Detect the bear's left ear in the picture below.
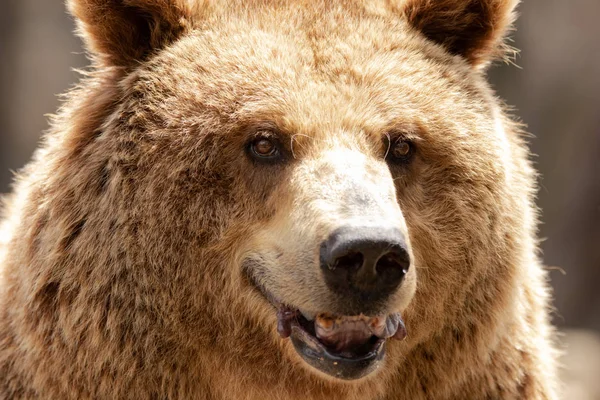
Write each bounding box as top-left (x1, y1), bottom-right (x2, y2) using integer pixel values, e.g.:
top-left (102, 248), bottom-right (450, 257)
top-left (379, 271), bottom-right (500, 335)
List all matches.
top-left (68, 0), bottom-right (193, 67)
top-left (402, 0), bottom-right (519, 68)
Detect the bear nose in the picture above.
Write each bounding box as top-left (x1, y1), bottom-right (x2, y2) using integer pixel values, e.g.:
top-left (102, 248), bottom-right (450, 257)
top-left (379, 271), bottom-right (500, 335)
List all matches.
top-left (319, 226), bottom-right (410, 305)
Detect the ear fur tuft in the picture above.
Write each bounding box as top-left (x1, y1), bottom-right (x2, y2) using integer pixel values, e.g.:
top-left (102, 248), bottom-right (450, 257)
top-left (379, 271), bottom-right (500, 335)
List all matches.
top-left (68, 0), bottom-right (192, 67)
top-left (403, 0), bottom-right (519, 67)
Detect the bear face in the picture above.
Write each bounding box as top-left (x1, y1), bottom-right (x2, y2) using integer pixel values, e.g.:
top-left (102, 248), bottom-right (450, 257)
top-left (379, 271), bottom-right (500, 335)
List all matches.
top-left (88, 1), bottom-right (519, 381)
top-left (2, 1), bottom-right (557, 398)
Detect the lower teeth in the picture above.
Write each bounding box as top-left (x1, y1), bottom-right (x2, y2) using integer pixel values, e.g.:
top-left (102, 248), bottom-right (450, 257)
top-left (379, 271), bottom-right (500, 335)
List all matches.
top-left (277, 306), bottom-right (407, 346)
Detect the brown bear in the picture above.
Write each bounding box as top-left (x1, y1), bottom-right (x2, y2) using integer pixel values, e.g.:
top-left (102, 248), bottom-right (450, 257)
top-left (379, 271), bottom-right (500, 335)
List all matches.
top-left (0, 0), bottom-right (559, 398)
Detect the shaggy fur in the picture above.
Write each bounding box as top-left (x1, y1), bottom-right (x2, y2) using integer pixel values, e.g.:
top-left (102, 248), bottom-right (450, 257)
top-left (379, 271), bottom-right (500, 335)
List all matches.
top-left (0, 0), bottom-right (558, 399)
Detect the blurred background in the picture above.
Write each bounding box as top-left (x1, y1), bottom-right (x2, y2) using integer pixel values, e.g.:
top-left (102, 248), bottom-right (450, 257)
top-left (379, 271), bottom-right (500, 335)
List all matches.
top-left (0, 0), bottom-right (599, 397)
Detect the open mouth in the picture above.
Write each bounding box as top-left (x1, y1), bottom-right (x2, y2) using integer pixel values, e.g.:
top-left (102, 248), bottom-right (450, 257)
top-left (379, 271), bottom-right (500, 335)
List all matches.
top-left (276, 305), bottom-right (407, 380)
top-left (243, 263), bottom-right (408, 380)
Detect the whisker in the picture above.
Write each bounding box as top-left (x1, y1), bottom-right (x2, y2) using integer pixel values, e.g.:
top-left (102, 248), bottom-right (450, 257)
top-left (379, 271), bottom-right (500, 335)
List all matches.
top-left (383, 132), bottom-right (392, 160)
top-left (290, 133), bottom-right (318, 159)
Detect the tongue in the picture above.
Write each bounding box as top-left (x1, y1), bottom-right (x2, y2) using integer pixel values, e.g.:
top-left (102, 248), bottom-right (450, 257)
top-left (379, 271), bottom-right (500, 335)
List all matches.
top-left (314, 313), bottom-right (406, 352)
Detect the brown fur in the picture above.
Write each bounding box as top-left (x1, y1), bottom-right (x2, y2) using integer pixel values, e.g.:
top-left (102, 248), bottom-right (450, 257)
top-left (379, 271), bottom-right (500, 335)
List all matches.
top-left (0, 0), bottom-right (559, 399)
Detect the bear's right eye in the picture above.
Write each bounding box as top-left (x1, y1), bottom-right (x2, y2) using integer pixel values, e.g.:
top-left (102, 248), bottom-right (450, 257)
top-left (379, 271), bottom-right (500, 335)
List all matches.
top-left (248, 132), bottom-right (283, 163)
top-left (253, 138), bottom-right (277, 157)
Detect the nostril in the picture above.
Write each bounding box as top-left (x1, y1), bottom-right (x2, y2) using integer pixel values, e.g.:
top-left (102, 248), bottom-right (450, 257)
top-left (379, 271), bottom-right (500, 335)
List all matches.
top-left (333, 252), bottom-right (363, 271)
top-left (375, 252), bottom-right (409, 277)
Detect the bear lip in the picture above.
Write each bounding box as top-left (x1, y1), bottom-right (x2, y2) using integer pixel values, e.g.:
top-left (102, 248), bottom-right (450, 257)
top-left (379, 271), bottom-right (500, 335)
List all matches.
top-left (276, 304), bottom-right (407, 380)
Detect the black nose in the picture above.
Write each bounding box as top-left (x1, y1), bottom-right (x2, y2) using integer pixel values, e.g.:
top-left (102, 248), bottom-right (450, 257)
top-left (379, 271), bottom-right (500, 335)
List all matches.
top-left (320, 226), bottom-right (410, 307)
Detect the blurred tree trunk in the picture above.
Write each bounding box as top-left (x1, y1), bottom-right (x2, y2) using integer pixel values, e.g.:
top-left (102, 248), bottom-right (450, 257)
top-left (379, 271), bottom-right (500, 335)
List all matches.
top-left (0, 0), bottom-right (87, 191)
top-left (0, 0), bottom-right (17, 189)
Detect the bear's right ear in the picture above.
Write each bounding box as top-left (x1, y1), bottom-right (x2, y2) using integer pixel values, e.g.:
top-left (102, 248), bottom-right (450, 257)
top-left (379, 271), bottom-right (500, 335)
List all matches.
top-left (68, 0), bottom-right (193, 67)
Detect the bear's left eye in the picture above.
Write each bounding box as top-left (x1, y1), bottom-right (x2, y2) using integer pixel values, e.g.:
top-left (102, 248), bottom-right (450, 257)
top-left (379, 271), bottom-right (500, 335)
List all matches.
top-left (248, 132), bottom-right (282, 162)
top-left (253, 138), bottom-right (277, 157)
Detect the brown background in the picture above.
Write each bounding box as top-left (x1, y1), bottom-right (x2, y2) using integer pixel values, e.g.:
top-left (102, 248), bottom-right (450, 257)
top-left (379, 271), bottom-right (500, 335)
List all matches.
top-left (1, 1), bottom-right (599, 397)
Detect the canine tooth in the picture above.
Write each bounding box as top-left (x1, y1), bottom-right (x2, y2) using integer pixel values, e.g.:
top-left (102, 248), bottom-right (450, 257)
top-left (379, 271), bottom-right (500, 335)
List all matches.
top-left (315, 314), bottom-right (335, 331)
top-left (368, 316), bottom-right (385, 330)
top-left (365, 313), bottom-right (408, 339)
